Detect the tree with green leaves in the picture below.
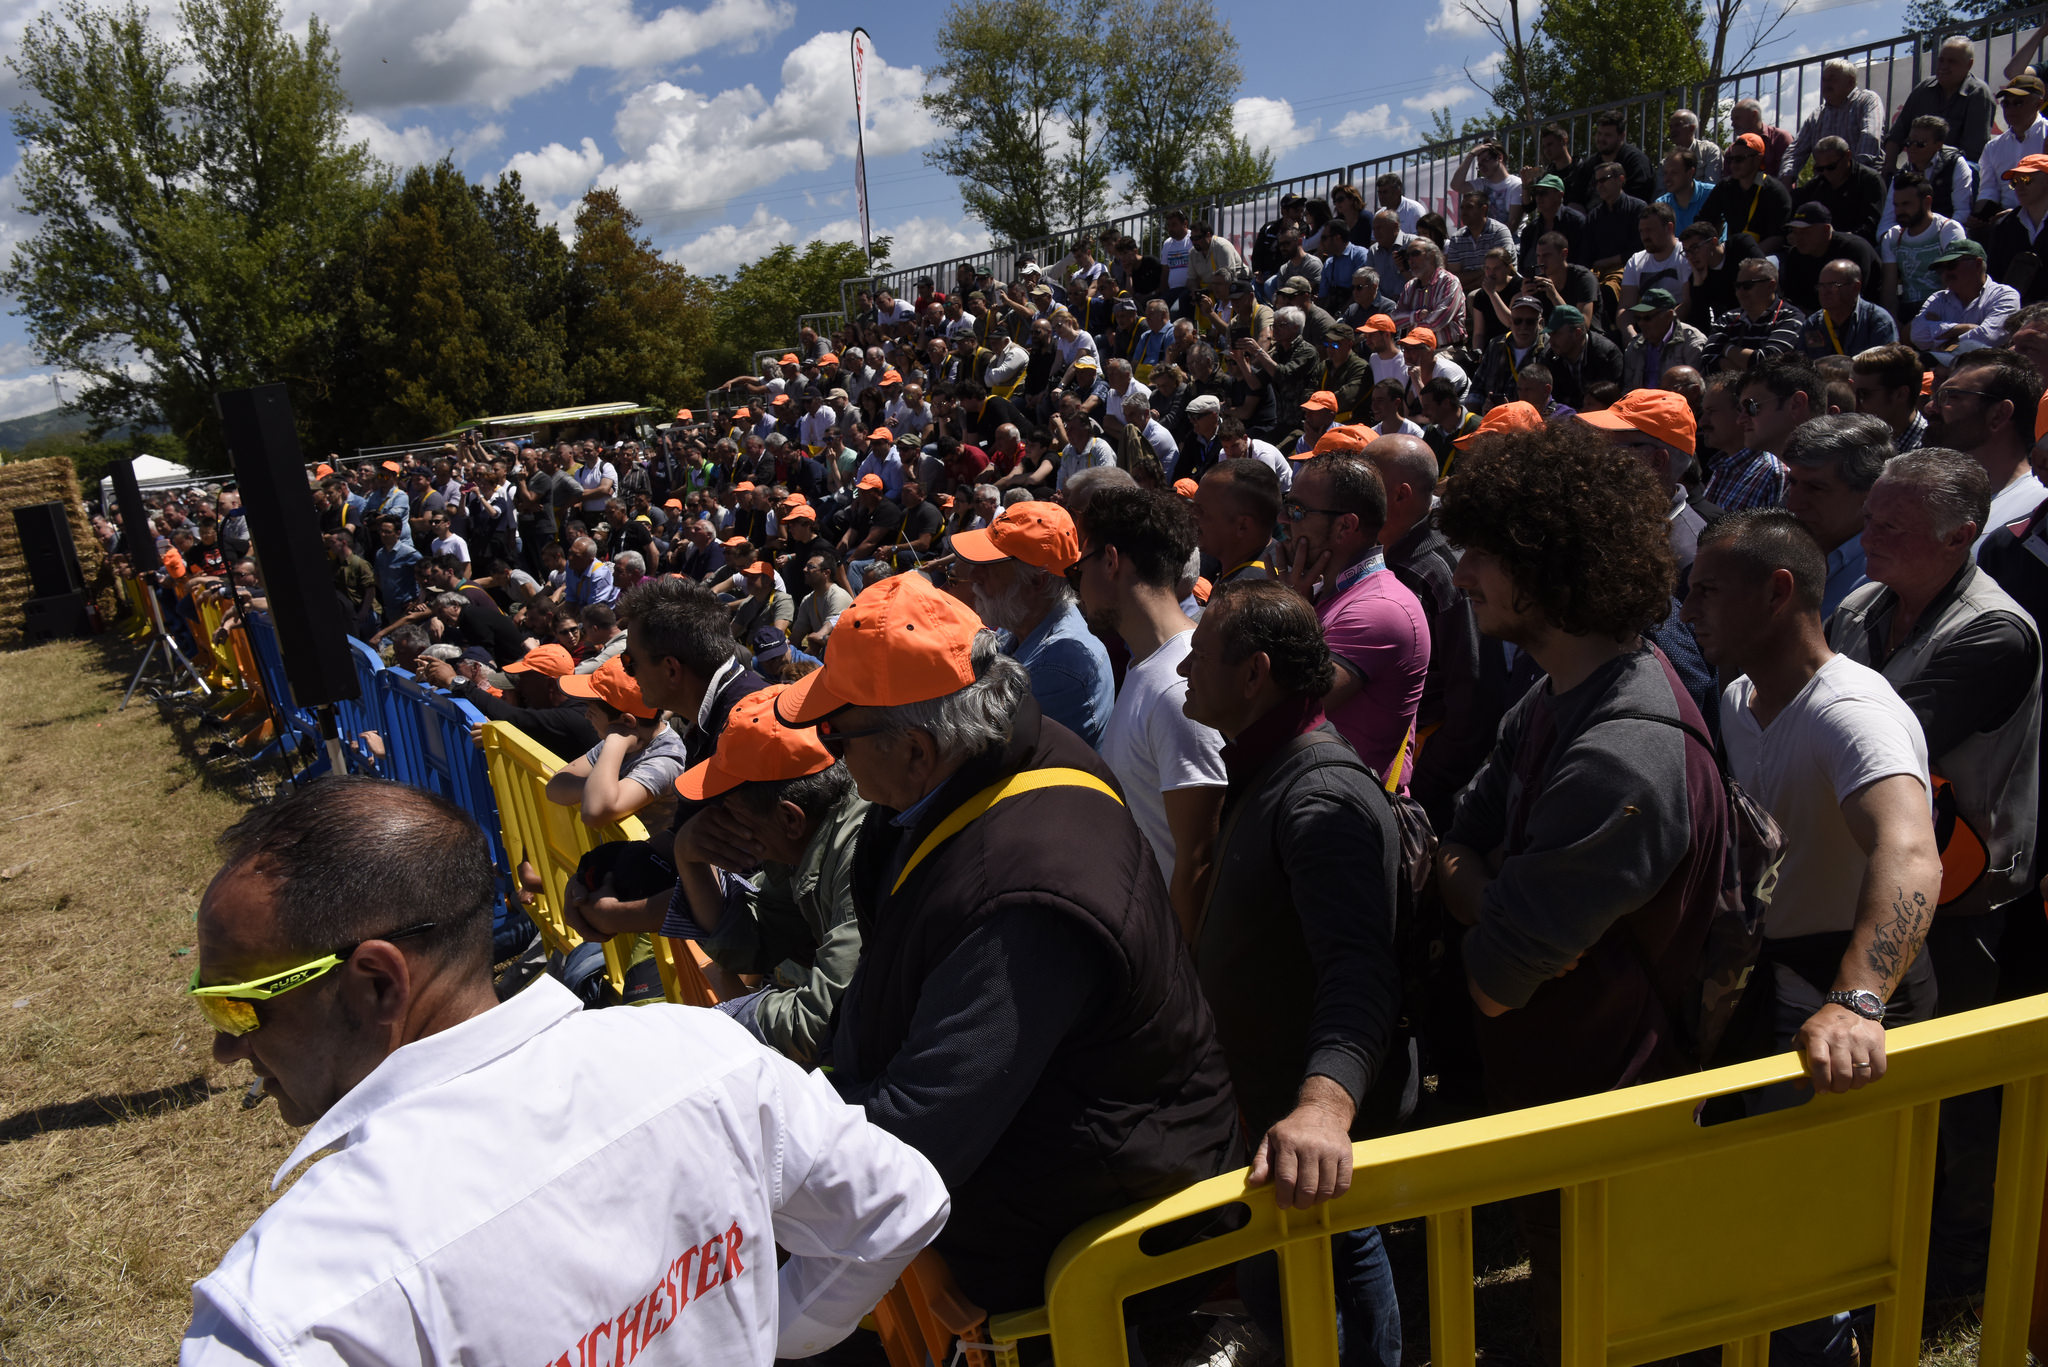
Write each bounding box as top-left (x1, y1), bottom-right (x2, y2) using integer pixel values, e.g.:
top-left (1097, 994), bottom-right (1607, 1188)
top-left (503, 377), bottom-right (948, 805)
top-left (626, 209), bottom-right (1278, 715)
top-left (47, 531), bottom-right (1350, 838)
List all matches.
top-left (1099, 0), bottom-right (1267, 209)
top-left (562, 190), bottom-right (714, 411)
top-left (3, 0), bottom-right (383, 461)
top-left (701, 238), bottom-right (886, 389)
top-left (1521, 0), bottom-right (1709, 123)
top-left (924, 0), bottom-right (1106, 243)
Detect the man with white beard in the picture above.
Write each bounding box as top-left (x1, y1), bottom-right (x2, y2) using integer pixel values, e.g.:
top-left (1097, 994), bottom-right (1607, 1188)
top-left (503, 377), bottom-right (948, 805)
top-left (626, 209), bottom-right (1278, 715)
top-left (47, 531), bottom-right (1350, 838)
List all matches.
top-left (947, 501), bottom-right (1115, 749)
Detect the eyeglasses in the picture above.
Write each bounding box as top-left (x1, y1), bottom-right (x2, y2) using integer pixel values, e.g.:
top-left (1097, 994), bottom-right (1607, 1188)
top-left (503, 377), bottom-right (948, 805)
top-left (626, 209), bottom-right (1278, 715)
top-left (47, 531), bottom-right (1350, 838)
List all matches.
top-left (1814, 159), bottom-right (1842, 173)
top-left (1937, 387), bottom-right (1993, 405)
top-left (815, 715), bottom-right (888, 756)
top-left (1735, 278), bottom-right (1774, 291)
top-left (189, 922), bottom-right (438, 1036)
top-left (1282, 501), bottom-right (1351, 523)
top-left (1739, 397), bottom-right (1779, 415)
top-left (1064, 544), bottom-right (1106, 585)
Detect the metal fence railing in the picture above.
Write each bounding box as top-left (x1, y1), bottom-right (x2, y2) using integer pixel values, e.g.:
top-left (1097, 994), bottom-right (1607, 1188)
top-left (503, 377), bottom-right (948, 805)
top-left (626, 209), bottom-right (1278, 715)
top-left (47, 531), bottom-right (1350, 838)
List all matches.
top-left (822, 3), bottom-right (2048, 337)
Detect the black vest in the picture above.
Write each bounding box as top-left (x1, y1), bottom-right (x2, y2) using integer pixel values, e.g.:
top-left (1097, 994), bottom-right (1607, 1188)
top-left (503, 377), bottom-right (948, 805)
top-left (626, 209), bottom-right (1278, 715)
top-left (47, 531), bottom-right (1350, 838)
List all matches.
top-left (843, 701), bottom-right (1240, 1312)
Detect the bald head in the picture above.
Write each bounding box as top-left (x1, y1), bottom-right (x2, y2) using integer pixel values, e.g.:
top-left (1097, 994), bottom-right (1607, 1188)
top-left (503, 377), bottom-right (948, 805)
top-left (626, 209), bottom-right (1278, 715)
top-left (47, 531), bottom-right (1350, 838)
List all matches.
top-left (1366, 434), bottom-right (1439, 545)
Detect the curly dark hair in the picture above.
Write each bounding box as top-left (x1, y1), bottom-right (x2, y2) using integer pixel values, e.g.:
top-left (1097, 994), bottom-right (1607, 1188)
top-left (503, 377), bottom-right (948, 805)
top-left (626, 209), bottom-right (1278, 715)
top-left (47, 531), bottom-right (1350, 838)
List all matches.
top-left (1438, 420), bottom-right (1675, 638)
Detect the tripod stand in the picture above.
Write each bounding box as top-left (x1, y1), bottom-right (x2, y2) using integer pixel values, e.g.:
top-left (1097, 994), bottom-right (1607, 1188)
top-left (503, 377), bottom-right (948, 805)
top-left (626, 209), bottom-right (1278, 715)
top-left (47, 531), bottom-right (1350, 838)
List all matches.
top-left (120, 576), bottom-right (214, 711)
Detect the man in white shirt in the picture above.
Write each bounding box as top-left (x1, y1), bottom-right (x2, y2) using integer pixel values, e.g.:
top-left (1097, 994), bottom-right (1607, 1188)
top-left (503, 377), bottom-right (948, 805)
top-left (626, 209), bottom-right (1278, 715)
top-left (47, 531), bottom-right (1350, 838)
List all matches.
top-left (576, 448), bottom-right (618, 518)
top-left (1071, 488), bottom-right (1228, 933)
top-left (1159, 211), bottom-right (1195, 303)
top-left (1879, 173), bottom-right (1968, 321)
top-left (1909, 239), bottom-right (2021, 364)
top-left (1101, 357), bottom-right (1151, 425)
top-left (1972, 74), bottom-right (2048, 224)
top-left (182, 778), bottom-right (947, 1367)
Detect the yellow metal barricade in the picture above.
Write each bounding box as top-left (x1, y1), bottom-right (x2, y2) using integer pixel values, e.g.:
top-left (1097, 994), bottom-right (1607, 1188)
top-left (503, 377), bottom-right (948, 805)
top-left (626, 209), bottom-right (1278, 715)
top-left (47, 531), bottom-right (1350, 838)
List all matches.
top-left (120, 574), bottom-right (152, 639)
top-left (1035, 998), bottom-right (2048, 1366)
top-left (480, 720), bottom-right (720, 1005)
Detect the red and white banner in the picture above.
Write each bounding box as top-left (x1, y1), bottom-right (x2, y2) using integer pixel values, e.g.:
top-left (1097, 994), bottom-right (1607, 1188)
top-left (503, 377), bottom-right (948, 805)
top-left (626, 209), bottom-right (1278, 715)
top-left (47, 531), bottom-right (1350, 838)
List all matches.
top-left (851, 28), bottom-right (873, 264)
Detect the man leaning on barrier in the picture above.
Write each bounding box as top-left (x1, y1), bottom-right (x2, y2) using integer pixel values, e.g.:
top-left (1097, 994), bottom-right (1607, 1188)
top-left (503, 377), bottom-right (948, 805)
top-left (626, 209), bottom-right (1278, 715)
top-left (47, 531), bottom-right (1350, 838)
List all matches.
top-left (770, 572), bottom-right (1242, 1334)
top-left (182, 777), bottom-right (949, 1366)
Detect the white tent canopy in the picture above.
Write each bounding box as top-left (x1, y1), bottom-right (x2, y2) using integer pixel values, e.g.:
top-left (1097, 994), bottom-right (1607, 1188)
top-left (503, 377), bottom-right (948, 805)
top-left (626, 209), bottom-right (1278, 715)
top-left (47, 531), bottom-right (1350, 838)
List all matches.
top-left (97, 453), bottom-right (198, 505)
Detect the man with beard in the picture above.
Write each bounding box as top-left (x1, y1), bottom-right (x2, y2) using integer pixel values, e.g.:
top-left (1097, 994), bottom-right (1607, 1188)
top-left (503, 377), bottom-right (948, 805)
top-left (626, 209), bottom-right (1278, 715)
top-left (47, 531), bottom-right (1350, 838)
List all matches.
top-left (949, 502), bottom-right (1115, 749)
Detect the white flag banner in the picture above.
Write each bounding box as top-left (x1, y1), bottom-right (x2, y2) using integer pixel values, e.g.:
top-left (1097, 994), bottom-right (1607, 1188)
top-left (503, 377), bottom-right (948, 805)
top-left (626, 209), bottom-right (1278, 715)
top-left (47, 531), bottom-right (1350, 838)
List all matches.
top-left (851, 28), bottom-right (873, 264)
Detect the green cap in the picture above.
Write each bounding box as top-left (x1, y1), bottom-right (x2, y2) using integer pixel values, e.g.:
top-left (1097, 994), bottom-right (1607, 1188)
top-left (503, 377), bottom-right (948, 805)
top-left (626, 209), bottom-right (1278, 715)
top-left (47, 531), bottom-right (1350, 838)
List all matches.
top-left (1535, 174), bottom-right (1567, 194)
top-left (1627, 287), bottom-right (1679, 315)
top-left (1931, 239), bottom-right (1988, 265)
top-left (1548, 304), bottom-right (1586, 330)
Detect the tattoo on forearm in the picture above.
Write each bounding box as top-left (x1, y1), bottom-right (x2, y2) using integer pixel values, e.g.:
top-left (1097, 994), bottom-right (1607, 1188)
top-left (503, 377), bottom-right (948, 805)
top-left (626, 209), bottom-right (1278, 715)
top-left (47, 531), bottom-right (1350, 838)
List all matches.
top-left (1865, 886), bottom-right (1930, 986)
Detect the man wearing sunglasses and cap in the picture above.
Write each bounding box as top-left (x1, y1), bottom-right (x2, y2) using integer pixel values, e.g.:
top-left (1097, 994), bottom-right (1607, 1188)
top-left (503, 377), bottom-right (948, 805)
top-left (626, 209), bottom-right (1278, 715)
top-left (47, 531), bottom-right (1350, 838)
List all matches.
top-left (184, 777), bottom-right (948, 1366)
top-left (950, 501), bottom-right (1115, 749)
top-left (769, 574), bottom-right (1240, 1318)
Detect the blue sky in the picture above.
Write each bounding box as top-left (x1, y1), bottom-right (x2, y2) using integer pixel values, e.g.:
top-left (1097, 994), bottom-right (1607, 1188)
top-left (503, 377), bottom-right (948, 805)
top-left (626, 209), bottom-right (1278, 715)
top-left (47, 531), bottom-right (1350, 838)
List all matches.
top-left (0, 0), bottom-right (1915, 422)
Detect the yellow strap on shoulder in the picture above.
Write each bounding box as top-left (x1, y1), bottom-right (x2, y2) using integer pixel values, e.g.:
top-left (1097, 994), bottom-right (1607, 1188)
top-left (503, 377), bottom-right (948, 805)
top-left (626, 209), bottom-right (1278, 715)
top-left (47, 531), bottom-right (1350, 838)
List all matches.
top-left (892, 767), bottom-right (1124, 895)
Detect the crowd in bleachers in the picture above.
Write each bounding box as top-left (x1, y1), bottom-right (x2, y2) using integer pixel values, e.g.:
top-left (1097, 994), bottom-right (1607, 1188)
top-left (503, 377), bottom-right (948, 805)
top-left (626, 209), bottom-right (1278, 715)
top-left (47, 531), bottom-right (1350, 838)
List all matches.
top-left (117, 37), bottom-right (2048, 1367)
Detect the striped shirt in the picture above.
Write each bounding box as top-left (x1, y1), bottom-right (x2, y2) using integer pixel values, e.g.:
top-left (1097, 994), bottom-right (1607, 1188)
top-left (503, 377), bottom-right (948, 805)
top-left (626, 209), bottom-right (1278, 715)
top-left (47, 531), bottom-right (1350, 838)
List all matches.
top-left (1783, 89), bottom-right (1886, 177)
top-left (1397, 270), bottom-right (1467, 345)
top-left (1705, 448), bottom-right (1789, 512)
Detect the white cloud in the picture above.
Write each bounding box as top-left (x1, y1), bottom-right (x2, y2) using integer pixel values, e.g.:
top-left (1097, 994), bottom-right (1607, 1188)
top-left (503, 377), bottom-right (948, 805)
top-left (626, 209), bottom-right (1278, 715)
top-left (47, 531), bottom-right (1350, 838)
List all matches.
top-left (503, 137), bottom-right (607, 204)
top-left (0, 366), bottom-right (79, 423)
top-left (293, 0), bottom-right (796, 112)
top-left (1231, 96), bottom-right (1317, 156)
top-left (1403, 84), bottom-right (1475, 112)
top-left (1334, 105), bottom-right (1415, 147)
top-left (1425, 0), bottom-right (1482, 36)
top-left (666, 204), bottom-right (992, 279)
top-left (508, 29), bottom-right (936, 237)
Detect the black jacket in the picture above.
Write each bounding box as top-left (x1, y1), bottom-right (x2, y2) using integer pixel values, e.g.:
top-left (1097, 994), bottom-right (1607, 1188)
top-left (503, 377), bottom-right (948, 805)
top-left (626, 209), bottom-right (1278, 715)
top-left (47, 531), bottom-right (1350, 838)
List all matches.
top-left (455, 685), bottom-right (598, 762)
top-left (832, 699), bottom-right (1239, 1312)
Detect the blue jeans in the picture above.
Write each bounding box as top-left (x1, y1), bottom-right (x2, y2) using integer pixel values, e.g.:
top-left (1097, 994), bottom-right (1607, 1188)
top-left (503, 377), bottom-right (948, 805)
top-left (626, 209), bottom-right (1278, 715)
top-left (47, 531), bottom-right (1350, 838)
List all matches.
top-left (846, 558), bottom-right (888, 594)
top-left (1237, 1225), bottom-right (1401, 1367)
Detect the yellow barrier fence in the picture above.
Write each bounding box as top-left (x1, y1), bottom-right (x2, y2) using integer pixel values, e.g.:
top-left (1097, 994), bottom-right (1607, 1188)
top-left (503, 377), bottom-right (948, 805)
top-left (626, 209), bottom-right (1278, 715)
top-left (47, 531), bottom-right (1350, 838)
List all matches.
top-left (1034, 998), bottom-right (2048, 1366)
top-left (479, 719), bottom-right (720, 1007)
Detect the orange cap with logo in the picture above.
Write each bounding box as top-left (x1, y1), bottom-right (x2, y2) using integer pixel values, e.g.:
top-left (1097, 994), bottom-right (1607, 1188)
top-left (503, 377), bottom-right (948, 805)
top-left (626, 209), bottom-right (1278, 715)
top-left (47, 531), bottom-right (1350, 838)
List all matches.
top-left (557, 656), bottom-right (658, 719)
top-left (775, 574), bottom-right (984, 725)
top-left (1302, 390), bottom-right (1339, 413)
top-left (949, 501), bottom-right (1080, 571)
top-left (856, 473), bottom-right (886, 492)
top-left (1577, 388), bottom-right (1697, 455)
top-left (1173, 477), bottom-right (1199, 498)
top-left (869, 426), bottom-right (895, 443)
top-left (504, 643), bottom-right (576, 677)
top-left (1454, 400), bottom-right (1546, 449)
top-left (677, 685), bottom-right (835, 799)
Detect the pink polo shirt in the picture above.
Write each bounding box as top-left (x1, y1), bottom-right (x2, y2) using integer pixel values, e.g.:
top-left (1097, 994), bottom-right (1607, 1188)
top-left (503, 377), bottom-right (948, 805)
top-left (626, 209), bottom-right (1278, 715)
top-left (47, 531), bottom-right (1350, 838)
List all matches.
top-left (1314, 551), bottom-right (1430, 791)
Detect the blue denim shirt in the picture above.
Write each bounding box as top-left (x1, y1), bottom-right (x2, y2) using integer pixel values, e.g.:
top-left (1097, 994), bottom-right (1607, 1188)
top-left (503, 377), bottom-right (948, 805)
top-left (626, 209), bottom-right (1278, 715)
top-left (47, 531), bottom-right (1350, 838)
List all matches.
top-left (1822, 533), bottom-right (1868, 618)
top-left (1008, 600), bottom-right (1114, 749)
top-left (374, 541), bottom-right (423, 612)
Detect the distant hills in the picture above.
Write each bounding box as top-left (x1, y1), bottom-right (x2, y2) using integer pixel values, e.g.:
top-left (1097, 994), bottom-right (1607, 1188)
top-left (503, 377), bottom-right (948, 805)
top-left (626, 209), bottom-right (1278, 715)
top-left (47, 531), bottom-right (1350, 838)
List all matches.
top-left (0, 406), bottom-right (94, 451)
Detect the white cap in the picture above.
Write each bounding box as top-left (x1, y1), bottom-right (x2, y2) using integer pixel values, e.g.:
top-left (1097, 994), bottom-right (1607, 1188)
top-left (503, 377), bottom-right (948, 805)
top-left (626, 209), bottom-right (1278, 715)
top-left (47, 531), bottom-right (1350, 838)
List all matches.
top-left (1185, 394), bottom-right (1223, 417)
top-left (1017, 261), bottom-right (1040, 274)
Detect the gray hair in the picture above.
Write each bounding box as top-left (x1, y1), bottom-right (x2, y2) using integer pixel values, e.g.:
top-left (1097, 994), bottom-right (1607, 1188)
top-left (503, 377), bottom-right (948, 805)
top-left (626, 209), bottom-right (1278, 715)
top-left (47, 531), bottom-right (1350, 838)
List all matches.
top-left (571, 536), bottom-right (596, 555)
top-left (432, 591), bottom-right (468, 610)
top-left (1823, 57), bottom-right (1859, 84)
top-left (1001, 487), bottom-right (1036, 507)
top-left (877, 630), bottom-right (1032, 760)
top-left (1877, 447), bottom-right (1991, 538)
top-left (1274, 306), bottom-right (1306, 330)
top-left (973, 482), bottom-right (1001, 503)
top-left (389, 623), bottom-right (431, 651)
top-left (421, 643), bottom-right (465, 664)
top-left (1816, 135), bottom-right (1851, 157)
top-left (1104, 357), bottom-right (1132, 379)
top-left (1939, 35), bottom-right (1976, 60)
top-left (1671, 108), bottom-right (1700, 131)
top-left (1355, 267), bottom-right (1380, 297)
top-left (614, 550), bottom-right (646, 575)
top-left (1739, 257), bottom-right (1780, 283)
top-left (1783, 413), bottom-right (1892, 490)
top-left (1062, 465), bottom-right (1138, 519)
top-left (1178, 548), bottom-right (1203, 598)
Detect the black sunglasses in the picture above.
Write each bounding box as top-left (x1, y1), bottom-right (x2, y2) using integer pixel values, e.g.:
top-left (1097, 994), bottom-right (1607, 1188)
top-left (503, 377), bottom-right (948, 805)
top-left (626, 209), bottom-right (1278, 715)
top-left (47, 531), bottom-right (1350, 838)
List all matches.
top-left (815, 715), bottom-right (887, 756)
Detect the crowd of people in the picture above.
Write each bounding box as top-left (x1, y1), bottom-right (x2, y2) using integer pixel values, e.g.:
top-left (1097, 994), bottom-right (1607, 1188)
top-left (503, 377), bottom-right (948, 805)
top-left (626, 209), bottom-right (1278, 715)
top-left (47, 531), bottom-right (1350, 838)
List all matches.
top-left (133, 49), bottom-right (2048, 1367)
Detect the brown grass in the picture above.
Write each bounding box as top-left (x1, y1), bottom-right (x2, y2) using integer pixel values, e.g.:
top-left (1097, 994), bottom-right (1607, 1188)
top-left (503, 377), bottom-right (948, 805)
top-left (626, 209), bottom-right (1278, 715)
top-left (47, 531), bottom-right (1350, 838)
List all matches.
top-left (0, 636), bottom-right (292, 1364)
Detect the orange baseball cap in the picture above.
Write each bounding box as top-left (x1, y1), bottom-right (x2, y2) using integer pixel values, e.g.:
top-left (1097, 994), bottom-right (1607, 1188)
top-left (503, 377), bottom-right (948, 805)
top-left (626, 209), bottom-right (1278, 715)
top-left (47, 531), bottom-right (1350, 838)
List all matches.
top-left (1399, 327), bottom-right (1438, 348)
top-left (1734, 132), bottom-right (1766, 157)
top-left (1301, 423), bottom-right (1375, 457)
top-left (380, 459), bottom-right (403, 474)
top-left (776, 574), bottom-right (984, 724)
top-left (771, 393), bottom-right (791, 406)
top-left (314, 463), bottom-right (333, 477)
top-left (663, 497), bottom-right (685, 509)
top-left (1302, 390), bottom-right (1339, 413)
top-left (504, 643), bottom-right (576, 677)
top-left (675, 407), bottom-right (693, 421)
top-left (1455, 400), bottom-right (1546, 449)
top-left (732, 480), bottom-right (756, 492)
top-left (1363, 314), bottom-right (1397, 333)
top-left (1173, 477), bottom-right (1199, 498)
top-left (677, 685), bottom-right (835, 800)
top-left (1577, 388), bottom-right (1697, 456)
top-left (783, 502), bottom-right (818, 522)
top-left (950, 501), bottom-right (1080, 571)
top-left (733, 407), bottom-right (752, 419)
top-left (721, 534), bottom-right (750, 547)
top-left (780, 353), bottom-right (799, 365)
top-left (868, 426), bottom-right (894, 442)
top-left (880, 370), bottom-right (903, 384)
top-left (2011, 153), bottom-right (2048, 181)
top-left (742, 560), bottom-right (776, 575)
top-left (819, 352), bottom-right (840, 365)
top-left (558, 655), bottom-right (657, 719)
top-left (856, 473), bottom-right (886, 491)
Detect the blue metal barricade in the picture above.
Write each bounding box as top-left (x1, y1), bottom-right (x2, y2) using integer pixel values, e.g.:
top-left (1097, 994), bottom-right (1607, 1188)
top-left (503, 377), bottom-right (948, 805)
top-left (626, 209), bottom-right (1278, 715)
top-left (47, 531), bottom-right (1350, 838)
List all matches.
top-left (334, 635), bottom-right (388, 776)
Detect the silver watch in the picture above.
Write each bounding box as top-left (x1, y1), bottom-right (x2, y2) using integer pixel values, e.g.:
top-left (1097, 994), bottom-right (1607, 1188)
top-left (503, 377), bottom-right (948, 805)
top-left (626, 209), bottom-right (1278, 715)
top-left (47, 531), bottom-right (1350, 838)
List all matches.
top-left (1825, 988), bottom-right (1886, 1022)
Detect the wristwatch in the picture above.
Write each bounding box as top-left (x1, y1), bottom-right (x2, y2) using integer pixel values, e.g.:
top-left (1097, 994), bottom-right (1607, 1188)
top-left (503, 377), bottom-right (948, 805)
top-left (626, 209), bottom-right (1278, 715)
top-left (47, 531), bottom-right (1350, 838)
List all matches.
top-left (1825, 988), bottom-right (1886, 1022)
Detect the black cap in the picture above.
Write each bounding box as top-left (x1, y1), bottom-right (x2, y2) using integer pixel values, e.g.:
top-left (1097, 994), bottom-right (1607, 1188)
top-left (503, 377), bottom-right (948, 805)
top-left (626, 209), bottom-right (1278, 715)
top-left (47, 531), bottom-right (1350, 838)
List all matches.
top-left (1789, 201), bottom-right (1833, 226)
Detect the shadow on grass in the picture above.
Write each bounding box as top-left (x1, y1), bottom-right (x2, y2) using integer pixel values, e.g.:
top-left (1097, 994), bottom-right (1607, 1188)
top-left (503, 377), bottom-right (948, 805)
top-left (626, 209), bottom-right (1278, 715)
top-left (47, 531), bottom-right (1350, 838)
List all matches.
top-left (89, 632), bottom-right (294, 805)
top-left (0, 1074), bottom-right (220, 1144)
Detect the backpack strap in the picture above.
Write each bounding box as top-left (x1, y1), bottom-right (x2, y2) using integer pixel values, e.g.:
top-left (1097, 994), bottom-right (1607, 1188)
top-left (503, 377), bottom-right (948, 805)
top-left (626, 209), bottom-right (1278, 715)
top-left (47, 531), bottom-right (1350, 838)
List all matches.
top-left (891, 767), bottom-right (1124, 895)
top-left (1598, 709), bottom-right (1730, 789)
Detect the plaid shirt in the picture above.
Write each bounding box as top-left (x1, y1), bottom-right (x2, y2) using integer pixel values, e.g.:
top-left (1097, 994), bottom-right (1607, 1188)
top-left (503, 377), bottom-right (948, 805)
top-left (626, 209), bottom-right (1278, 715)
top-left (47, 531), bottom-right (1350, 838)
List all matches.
top-left (1398, 270), bottom-right (1467, 346)
top-left (1783, 88), bottom-right (1885, 177)
top-left (1705, 448), bottom-right (1789, 512)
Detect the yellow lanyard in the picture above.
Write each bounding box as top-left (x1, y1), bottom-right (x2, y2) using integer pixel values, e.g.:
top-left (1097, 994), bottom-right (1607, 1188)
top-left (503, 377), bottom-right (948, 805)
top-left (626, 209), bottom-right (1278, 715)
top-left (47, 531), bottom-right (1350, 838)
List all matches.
top-left (1745, 181), bottom-right (1763, 233)
top-left (893, 769), bottom-right (1123, 893)
top-left (1822, 310), bottom-right (1845, 355)
top-left (1223, 558), bottom-right (1268, 582)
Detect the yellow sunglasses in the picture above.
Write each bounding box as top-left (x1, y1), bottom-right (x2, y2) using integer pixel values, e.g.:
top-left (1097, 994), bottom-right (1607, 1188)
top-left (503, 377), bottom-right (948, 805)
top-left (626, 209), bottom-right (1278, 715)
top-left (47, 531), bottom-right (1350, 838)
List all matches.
top-left (187, 922), bottom-right (437, 1036)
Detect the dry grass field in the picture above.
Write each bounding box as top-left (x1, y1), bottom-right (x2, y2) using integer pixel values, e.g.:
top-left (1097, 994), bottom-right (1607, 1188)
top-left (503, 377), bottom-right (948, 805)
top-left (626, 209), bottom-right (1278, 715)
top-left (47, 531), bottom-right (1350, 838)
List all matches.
top-left (0, 634), bottom-right (2001, 1365)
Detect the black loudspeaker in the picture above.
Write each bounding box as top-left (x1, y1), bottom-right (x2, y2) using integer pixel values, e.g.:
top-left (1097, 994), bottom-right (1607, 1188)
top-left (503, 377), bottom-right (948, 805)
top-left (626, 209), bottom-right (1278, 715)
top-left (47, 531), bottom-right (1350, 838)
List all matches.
top-left (13, 501), bottom-right (83, 598)
top-left (24, 591), bottom-right (89, 640)
top-left (217, 384), bottom-right (359, 707)
top-left (107, 459), bottom-right (160, 575)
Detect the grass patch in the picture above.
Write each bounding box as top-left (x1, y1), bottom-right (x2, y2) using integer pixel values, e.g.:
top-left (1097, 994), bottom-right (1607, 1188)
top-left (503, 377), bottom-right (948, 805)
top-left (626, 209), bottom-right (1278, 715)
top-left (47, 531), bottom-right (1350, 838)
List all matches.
top-left (0, 636), bottom-right (293, 1363)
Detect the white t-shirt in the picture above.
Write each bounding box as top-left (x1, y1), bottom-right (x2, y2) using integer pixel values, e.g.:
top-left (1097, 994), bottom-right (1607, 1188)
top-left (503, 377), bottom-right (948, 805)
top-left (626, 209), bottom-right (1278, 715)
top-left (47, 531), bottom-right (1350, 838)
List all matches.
top-left (577, 460), bottom-right (617, 514)
top-left (1099, 629), bottom-right (1226, 885)
top-left (430, 533), bottom-right (470, 565)
top-left (875, 300), bottom-right (913, 325)
top-left (1981, 470), bottom-right (2048, 554)
top-left (1478, 175), bottom-right (1523, 225)
top-left (1879, 215), bottom-right (1968, 307)
top-left (1104, 380), bottom-right (1152, 425)
top-left (1160, 232), bottom-right (1194, 289)
top-left (1622, 244), bottom-right (1687, 298)
top-left (1719, 653), bottom-right (1929, 939)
